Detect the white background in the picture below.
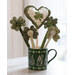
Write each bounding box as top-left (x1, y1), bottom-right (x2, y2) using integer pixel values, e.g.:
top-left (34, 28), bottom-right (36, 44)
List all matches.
top-left (0, 0), bottom-right (75, 75)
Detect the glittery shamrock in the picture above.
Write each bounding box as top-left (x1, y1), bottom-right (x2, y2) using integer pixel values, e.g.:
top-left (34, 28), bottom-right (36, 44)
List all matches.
top-left (23, 26), bottom-right (39, 42)
top-left (47, 26), bottom-right (60, 42)
top-left (34, 12), bottom-right (43, 21)
top-left (44, 16), bottom-right (58, 28)
top-left (10, 16), bottom-right (26, 31)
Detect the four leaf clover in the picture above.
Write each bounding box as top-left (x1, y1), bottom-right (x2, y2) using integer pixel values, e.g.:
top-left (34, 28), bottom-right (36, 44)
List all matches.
top-left (44, 16), bottom-right (58, 28)
top-left (10, 16), bottom-right (26, 31)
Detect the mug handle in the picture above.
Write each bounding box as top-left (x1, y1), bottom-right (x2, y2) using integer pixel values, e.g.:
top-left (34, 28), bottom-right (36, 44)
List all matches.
top-left (48, 49), bottom-right (57, 64)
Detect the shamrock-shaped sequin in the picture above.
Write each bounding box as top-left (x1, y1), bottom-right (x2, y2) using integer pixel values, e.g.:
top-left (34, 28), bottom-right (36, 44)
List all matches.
top-left (44, 16), bottom-right (58, 28)
top-left (34, 12), bottom-right (43, 21)
top-left (47, 26), bottom-right (60, 42)
top-left (23, 26), bottom-right (39, 41)
top-left (10, 16), bottom-right (26, 31)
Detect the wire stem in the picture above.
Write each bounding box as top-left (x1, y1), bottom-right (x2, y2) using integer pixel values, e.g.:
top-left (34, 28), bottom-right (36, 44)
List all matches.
top-left (40, 30), bottom-right (48, 49)
top-left (20, 28), bottom-right (30, 48)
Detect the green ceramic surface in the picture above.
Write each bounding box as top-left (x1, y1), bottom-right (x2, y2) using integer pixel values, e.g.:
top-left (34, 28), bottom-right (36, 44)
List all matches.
top-left (28, 48), bottom-right (57, 70)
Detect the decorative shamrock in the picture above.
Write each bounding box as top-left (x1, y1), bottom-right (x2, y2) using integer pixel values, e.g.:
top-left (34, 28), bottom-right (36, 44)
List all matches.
top-left (41, 25), bottom-right (60, 48)
top-left (23, 26), bottom-right (39, 42)
top-left (47, 26), bottom-right (60, 42)
top-left (44, 16), bottom-right (58, 28)
top-left (10, 16), bottom-right (26, 31)
top-left (34, 12), bottom-right (43, 21)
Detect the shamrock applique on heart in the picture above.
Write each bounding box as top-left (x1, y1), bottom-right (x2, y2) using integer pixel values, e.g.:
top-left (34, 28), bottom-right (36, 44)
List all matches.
top-left (24, 6), bottom-right (51, 29)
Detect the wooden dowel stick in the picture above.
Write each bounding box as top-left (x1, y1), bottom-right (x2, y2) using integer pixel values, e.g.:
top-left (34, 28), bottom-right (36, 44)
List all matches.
top-left (44, 30), bottom-right (56, 48)
top-left (30, 37), bottom-right (35, 48)
top-left (44, 37), bottom-right (51, 48)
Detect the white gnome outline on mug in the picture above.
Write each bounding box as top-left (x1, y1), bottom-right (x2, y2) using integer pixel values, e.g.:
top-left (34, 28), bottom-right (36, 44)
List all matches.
top-left (36, 55), bottom-right (44, 66)
top-left (30, 55), bottom-right (35, 65)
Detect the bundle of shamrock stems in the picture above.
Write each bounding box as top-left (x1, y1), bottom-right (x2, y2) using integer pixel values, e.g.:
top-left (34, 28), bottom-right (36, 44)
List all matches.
top-left (10, 5), bottom-right (60, 49)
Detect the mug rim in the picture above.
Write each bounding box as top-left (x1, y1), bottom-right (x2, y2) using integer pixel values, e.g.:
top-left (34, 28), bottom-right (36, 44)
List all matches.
top-left (29, 48), bottom-right (48, 50)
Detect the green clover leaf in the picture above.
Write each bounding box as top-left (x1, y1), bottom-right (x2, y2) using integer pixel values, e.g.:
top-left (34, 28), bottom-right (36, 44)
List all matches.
top-left (44, 16), bottom-right (58, 28)
top-left (34, 12), bottom-right (43, 21)
top-left (53, 34), bottom-right (60, 42)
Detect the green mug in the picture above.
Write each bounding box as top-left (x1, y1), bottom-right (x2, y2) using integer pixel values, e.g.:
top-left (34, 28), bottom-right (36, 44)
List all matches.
top-left (28, 48), bottom-right (57, 70)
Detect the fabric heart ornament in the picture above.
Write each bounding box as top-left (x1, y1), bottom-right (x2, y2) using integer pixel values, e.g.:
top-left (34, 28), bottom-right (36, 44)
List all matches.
top-left (24, 6), bottom-right (51, 29)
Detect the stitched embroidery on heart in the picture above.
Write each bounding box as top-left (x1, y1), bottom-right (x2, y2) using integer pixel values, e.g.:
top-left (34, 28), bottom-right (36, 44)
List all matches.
top-left (24, 6), bottom-right (51, 29)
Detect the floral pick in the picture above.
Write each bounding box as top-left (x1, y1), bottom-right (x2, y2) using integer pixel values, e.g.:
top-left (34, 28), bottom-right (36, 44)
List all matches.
top-left (23, 26), bottom-right (39, 48)
top-left (10, 16), bottom-right (26, 31)
top-left (10, 16), bottom-right (30, 48)
top-left (40, 16), bottom-right (59, 49)
top-left (44, 26), bottom-right (60, 48)
top-left (27, 30), bottom-right (35, 48)
top-left (44, 16), bottom-right (58, 28)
